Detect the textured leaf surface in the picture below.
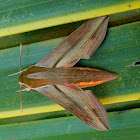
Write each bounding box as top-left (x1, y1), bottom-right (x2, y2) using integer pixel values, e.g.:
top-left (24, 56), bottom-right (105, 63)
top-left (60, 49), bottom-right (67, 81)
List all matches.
top-left (0, 108), bottom-right (140, 139)
top-left (0, 0), bottom-right (140, 37)
top-left (0, 0), bottom-right (140, 138)
top-left (0, 9), bottom-right (140, 50)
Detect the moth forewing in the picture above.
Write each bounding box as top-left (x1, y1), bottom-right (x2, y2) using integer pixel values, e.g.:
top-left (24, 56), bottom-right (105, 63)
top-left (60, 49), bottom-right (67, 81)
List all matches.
top-left (35, 16), bottom-right (109, 68)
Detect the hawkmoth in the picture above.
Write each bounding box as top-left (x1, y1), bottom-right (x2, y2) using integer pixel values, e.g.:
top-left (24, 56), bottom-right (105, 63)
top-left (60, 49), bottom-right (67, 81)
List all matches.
top-left (18, 16), bottom-right (117, 131)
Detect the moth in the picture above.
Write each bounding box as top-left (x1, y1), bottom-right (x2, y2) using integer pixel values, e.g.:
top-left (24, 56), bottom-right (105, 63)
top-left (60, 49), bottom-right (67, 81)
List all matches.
top-left (18, 16), bottom-right (117, 131)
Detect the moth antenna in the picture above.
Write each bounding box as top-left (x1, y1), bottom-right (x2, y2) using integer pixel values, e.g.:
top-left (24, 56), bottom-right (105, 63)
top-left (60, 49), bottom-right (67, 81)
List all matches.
top-left (20, 43), bottom-right (23, 112)
top-left (20, 43), bottom-right (22, 73)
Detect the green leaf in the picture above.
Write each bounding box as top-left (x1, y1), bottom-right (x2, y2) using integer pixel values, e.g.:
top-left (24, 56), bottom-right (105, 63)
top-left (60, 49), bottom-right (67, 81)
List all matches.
top-left (0, 0), bottom-right (139, 37)
top-left (0, 108), bottom-right (140, 139)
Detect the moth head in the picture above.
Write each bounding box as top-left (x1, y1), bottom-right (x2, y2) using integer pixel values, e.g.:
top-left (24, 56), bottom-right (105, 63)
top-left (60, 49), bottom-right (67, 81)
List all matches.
top-left (18, 72), bottom-right (25, 87)
top-left (18, 70), bottom-right (30, 89)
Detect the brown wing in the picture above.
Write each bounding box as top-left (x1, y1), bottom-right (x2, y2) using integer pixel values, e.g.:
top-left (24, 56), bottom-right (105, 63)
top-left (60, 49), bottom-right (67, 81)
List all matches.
top-left (35, 16), bottom-right (109, 68)
top-left (35, 84), bottom-right (110, 131)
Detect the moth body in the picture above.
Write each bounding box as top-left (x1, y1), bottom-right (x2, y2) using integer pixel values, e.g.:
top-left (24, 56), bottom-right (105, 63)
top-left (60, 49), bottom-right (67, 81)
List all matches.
top-left (17, 16), bottom-right (117, 131)
top-left (18, 66), bottom-right (117, 89)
